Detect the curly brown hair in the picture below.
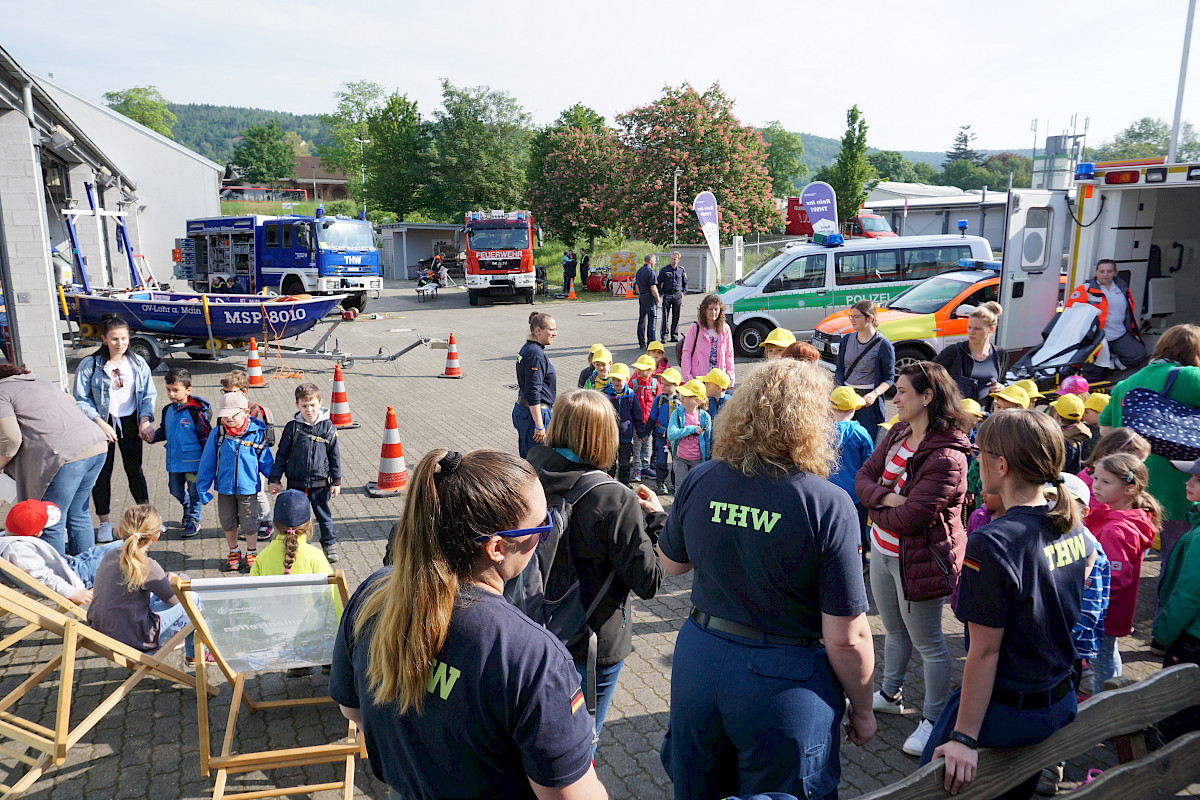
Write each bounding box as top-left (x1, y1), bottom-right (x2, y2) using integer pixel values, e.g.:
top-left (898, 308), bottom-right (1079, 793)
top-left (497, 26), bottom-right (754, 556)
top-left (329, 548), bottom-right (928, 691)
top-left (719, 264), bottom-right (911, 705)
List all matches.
top-left (696, 294), bottom-right (727, 334)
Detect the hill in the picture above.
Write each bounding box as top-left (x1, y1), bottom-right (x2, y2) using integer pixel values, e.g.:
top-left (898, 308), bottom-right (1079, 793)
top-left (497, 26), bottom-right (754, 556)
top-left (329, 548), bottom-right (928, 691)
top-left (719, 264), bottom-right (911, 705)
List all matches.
top-left (169, 104), bottom-right (327, 164)
top-left (797, 132), bottom-right (1031, 172)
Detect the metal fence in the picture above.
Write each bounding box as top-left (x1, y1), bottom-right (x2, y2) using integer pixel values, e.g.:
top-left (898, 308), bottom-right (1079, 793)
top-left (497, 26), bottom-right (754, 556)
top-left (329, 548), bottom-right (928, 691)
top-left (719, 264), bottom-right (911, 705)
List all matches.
top-left (722, 235), bottom-right (804, 283)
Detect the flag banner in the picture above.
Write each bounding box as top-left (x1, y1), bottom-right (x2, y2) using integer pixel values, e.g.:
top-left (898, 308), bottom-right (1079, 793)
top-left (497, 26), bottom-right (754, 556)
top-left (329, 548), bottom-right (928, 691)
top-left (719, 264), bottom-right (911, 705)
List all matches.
top-left (801, 181), bottom-right (839, 233)
top-left (692, 191), bottom-right (721, 266)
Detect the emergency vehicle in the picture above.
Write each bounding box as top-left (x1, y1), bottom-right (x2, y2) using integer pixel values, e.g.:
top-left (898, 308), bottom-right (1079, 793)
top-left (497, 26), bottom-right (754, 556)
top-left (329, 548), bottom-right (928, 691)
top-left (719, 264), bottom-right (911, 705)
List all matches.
top-left (785, 198), bottom-right (896, 239)
top-left (174, 209), bottom-right (382, 311)
top-left (463, 210), bottom-right (543, 306)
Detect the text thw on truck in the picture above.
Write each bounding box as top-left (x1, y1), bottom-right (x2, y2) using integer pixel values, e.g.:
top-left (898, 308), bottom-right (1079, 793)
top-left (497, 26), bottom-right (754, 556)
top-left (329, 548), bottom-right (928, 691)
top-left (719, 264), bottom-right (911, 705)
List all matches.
top-left (463, 210), bottom-right (543, 306)
top-left (174, 211), bottom-right (382, 311)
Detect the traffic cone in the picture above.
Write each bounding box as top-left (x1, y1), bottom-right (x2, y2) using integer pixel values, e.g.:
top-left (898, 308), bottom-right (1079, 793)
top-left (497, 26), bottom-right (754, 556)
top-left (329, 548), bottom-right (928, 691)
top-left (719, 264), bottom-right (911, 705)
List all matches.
top-left (624, 283), bottom-right (634, 299)
top-left (438, 333), bottom-right (463, 379)
top-left (246, 338), bottom-right (267, 388)
top-left (567, 281), bottom-right (577, 300)
top-left (365, 406), bottom-right (408, 497)
top-left (330, 364), bottom-right (360, 428)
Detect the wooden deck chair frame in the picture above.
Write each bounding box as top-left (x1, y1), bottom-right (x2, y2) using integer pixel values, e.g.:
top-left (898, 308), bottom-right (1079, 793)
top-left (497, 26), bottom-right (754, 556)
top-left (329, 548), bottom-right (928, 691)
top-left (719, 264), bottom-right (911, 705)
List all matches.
top-left (0, 582), bottom-right (212, 799)
top-left (0, 558), bottom-right (88, 658)
top-left (171, 571), bottom-right (363, 800)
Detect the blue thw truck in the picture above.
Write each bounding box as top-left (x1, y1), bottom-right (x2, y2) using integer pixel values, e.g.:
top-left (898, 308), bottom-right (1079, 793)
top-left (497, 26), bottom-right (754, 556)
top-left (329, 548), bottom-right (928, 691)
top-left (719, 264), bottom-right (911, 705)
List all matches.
top-left (174, 211), bottom-right (382, 311)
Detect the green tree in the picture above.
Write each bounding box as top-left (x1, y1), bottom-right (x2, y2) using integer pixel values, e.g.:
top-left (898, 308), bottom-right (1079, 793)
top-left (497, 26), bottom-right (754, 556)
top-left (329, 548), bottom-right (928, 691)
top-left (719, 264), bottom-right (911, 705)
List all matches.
top-left (912, 161), bottom-right (940, 184)
top-left (982, 152), bottom-right (1032, 189)
top-left (527, 103), bottom-right (607, 186)
top-left (939, 159), bottom-right (990, 190)
top-left (824, 105), bottom-right (876, 228)
top-left (319, 81), bottom-right (385, 202)
top-left (944, 125), bottom-right (981, 166)
top-left (426, 79), bottom-right (532, 219)
top-left (760, 121), bottom-right (807, 194)
top-left (1089, 117), bottom-right (1200, 162)
top-left (867, 150), bottom-right (919, 183)
top-left (365, 92), bottom-right (428, 221)
top-left (282, 131), bottom-right (310, 158)
top-left (231, 121), bottom-right (295, 185)
top-left (103, 86), bottom-right (177, 138)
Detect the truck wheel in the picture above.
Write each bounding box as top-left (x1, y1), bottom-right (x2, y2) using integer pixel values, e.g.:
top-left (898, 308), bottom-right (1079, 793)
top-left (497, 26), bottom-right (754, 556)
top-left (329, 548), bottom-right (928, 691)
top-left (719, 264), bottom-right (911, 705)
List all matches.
top-left (344, 293), bottom-right (366, 313)
top-left (524, 288), bottom-right (534, 305)
top-left (129, 337), bottom-right (161, 370)
top-left (282, 277), bottom-right (305, 296)
top-left (734, 321), bottom-right (771, 359)
top-left (468, 290), bottom-right (479, 307)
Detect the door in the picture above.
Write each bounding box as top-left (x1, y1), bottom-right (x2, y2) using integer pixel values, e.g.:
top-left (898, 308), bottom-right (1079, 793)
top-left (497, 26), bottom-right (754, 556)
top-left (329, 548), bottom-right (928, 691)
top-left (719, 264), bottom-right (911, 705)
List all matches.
top-left (765, 253), bottom-right (831, 336)
top-left (997, 189), bottom-right (1069, 352)
top-left (940, 279), bottom-right (1000, 345)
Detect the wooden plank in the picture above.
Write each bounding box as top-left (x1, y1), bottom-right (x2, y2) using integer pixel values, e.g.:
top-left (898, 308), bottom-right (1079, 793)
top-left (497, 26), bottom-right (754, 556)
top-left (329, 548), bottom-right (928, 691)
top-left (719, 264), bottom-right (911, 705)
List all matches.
top-left (0, 743), bottom-right (43, 767)
top-left (0, 754), bottom-right (51, 800)
top-left (220, 674), bottom-right (245, 759)
top-left (0, 656), bottom-right (62, 715)
top-left (197, 639), bottom-right (212, 776)
top-left (249, 696), bottom-right (330, 710)
top-left (0, 712), bottom-right (54, 739)
top-left (53, 621), bottom-right (77, 762)
top-left (0, 720), bottom-right (52, 753)
top-left (0, 624), bottom-right (39, 652)
top-left (1069, 731), bottom-right (1200, 799)
top-left (65, 664), bottom-right (153, 748)
top-left (0, 559), bottom-right (87, 620)
top-left (221, 781), bottom-right (346, 800)
top-left (209, 743), bottom-right (364, 771)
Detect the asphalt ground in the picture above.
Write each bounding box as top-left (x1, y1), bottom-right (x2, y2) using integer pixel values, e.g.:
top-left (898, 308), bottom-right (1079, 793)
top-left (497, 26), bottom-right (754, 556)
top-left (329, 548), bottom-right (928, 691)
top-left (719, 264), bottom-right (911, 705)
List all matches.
top-left (0, 280), bottom-right (1194, 798)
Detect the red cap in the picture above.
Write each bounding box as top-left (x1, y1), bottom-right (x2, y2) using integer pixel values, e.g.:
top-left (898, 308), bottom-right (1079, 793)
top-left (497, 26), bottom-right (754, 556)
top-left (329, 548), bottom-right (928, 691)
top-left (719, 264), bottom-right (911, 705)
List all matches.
top-left (4, 500), bottom-right (59, 536)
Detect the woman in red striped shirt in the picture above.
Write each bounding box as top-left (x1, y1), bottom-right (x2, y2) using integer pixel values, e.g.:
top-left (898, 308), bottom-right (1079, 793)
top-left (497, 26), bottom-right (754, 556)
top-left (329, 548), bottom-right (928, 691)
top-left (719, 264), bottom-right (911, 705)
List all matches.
top-left (855, 362), bottom-right (973, 759)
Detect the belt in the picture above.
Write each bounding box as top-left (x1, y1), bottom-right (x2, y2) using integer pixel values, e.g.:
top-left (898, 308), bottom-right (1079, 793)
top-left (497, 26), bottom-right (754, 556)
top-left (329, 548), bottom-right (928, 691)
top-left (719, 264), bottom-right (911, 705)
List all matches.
top-left (991, 673), bottom-right (1075, 711)
top-left (690, 608), bottom-right (820, 647)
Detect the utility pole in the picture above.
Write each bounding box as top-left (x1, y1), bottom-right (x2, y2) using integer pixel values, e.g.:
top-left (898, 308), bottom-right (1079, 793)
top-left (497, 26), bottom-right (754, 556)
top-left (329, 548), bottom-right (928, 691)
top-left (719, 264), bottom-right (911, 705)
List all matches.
top-left (1169, 0), bottom-right (1196, 164)
top-left (353, 137), bottom-right (370, 218)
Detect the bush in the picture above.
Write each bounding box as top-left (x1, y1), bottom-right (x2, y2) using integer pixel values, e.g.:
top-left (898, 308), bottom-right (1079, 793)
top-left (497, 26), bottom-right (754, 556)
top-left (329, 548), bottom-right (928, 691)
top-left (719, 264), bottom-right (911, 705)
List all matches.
top-left (324, 200), bottom-right (359, 217)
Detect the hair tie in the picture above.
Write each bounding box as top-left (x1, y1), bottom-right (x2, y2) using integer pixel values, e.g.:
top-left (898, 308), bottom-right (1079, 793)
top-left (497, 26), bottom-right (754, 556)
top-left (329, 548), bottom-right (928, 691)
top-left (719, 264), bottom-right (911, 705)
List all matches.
top-left (435, 451), bottom-right (462, 477)
top-left (1124, 470), bottom-right (1136, 484)
top-left (1050, 476), bottom-right (1064, 486)
top-left (287, 527), bottom-right (297, 535)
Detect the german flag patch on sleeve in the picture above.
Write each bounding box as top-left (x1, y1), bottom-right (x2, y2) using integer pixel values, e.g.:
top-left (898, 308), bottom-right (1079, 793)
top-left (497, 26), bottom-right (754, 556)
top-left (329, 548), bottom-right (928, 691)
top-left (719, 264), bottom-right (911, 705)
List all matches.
top-left (570, 689), bottom-right (585, 714)
top-left (963, 556), bottom-right (981, 572)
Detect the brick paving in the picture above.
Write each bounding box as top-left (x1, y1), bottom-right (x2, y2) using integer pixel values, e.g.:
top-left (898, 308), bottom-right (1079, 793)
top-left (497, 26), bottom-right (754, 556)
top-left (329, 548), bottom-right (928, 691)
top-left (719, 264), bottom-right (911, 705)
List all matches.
top-left (0, 281), bottom-right (1195, 798)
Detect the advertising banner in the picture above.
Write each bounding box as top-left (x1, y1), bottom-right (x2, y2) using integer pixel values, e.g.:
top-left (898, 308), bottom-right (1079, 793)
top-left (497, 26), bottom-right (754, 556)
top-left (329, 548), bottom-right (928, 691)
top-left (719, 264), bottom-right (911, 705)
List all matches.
top-left (801, 181), bottom-right (839, 233)
top-left (692, 191), bottom-right (721, 266)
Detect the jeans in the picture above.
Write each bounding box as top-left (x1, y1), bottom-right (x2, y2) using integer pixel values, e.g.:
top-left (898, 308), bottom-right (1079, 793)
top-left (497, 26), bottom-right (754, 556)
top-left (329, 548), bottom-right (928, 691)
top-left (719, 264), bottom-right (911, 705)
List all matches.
top-left (661, 294), bottom-right (683, 339)
top-left (168, 472), bottom-right (202, 528)
top-left (1092, 634), bottom-right (1122, 691)
top-left (151, 595), bottom-right (195, 660)
top-left (40, 451), bottom-right (106, 556)
top-left (673, 457), bottom-right (701, 492)
top-left (92, 413), bottom-right (149, 517)
top-left (612, 441), bottom-right (634, 483)
top-left (574, 658), bottom-right (625, 751)
top-left (291, 482), bottom-right (334, 546)
top-left (661, 618), bottom-right (842, 800)
top-left (870, 544), bottom-right (953, 721)
top-left (632, 436), bottom-right (653, 478)
top-left (64, 540), bottom-right (124, 587)
top-left (637, 297), bottom-right (658, 346)
top-left (652, 433), bottom-right (672, 486)
top-left (563, 269), bottom-right (576, 295)
top-left (512, 404), bottom-right (551, 459)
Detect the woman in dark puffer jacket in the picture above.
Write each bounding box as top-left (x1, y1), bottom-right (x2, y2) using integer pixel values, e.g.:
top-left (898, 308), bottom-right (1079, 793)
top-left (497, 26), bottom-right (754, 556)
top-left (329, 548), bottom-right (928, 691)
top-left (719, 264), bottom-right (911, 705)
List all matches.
top-left (856, 361), bottom-right (972, 759)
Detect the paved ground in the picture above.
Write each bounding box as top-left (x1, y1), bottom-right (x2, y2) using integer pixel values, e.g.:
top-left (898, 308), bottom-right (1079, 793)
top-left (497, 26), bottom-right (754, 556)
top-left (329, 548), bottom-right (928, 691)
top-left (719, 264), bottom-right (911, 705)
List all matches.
top-left (0, 281), bottom-right (1195, 799)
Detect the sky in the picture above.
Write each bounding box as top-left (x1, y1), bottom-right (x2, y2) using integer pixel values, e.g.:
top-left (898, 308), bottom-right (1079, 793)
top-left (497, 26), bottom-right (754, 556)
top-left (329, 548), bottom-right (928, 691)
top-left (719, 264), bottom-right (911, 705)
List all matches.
top-left (3, 0), bottom-right (1198, 154)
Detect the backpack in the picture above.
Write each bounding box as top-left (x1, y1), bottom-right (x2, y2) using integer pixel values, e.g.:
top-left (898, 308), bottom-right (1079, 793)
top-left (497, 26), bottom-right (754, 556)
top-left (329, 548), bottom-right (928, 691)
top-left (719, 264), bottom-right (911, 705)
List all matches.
top-left (1121, 367), bottom-right (1200, 460)
top-left (674, 321), bottom-right (700, 366)
top-left (248, 402), bottom-right (276, 447)
top-left (503, 470), bottom-right (618, 722)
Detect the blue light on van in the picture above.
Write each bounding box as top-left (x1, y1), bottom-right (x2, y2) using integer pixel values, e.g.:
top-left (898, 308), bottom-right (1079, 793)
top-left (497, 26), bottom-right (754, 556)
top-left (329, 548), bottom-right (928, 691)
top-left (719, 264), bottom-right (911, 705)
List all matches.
top-left (813, 233), bottom-right (844, 247)
top-left (957, 220), bottom-right (969, 234)
top-left (1076, 162), bottom-right (1096, 180)
top-left (959, 259), bottom-right (1002, 271)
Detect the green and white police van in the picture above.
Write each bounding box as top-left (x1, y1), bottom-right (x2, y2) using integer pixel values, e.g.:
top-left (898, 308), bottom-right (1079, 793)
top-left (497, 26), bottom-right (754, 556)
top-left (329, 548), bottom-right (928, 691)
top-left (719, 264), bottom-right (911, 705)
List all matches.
top-left (720, 234), bottom-right (995, 357)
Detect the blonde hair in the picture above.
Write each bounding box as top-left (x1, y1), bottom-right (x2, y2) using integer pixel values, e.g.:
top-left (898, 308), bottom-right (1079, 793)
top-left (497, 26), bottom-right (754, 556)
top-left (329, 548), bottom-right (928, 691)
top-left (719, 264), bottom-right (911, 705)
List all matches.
top-left (353, 449), bottom-right (537, 713)
top-left (546, 390), bottom-right (619, 469)
top-left (970, 301), bottom-right (1003, 329)
top-left (1085, 427), bottom-right (1151, 470)
top-left (711, 359), bottom-right (837, 478)
top-left (976, 410), bottom-right (1080, 536)
top-left (221, 369), bottom-right (250, 391)
top-left (1095, 453), bottom-right (1163, 530)
top-left (272, 519), bottom-right (314, 574)
top-left (117, 505), bottom-right (162, 591)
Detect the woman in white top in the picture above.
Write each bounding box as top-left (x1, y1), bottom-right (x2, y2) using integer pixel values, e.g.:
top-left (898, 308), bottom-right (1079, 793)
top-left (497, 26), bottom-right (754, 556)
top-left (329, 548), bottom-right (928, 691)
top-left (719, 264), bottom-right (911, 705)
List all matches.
top-left (72, 315), bottom-right (157, 546)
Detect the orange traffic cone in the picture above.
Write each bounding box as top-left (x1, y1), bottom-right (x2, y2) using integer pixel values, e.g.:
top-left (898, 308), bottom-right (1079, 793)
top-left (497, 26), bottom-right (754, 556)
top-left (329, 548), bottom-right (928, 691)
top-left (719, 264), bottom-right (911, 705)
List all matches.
top-left (438, 333), bottom-right (463, 379)
top-left (330, 364), bottom-right (359, 428)
top-left (247, 338), bottom-right (267, 388)
top-left (624, 283), bottom-right (634, 299)
top-left (365, 406), bottom-right (408, 497)
top-left (567, 281), bottom-right (577, 300)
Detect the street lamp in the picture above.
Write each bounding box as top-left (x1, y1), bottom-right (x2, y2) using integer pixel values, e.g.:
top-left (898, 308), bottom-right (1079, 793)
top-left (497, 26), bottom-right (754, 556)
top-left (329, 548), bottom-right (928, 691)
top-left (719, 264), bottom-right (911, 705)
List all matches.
top-left (352, 137), bottom-right (370, 218)
top-left (672, 167), bottom-right (683, 246)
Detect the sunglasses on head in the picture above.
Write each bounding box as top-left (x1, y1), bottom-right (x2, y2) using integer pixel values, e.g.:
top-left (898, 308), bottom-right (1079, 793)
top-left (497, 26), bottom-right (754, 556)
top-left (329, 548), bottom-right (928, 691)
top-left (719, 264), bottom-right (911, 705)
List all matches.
top-left (475, 514), bottom-right (553, 544)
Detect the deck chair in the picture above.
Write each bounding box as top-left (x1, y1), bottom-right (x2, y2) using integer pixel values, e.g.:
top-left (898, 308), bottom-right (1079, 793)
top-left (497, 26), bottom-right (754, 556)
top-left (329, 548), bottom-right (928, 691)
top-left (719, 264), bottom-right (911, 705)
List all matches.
top-left (1008, 303), bottom-right (1106, 383)
top-left (0, 582), bottom-right (211, 798)
top-left (0, 556), bottom-right (88, 630)
top-left (170, 571), bottom-right (363, 800)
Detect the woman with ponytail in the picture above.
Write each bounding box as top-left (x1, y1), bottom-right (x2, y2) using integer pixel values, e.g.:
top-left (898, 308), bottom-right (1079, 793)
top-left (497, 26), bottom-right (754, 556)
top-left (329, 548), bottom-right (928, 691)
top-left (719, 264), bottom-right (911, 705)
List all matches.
top-left (330, 449), bottom-right (606, 800)
top-left (87, 504), bottom-right (196, 662)
top-left (249, 490), bottom-right (332, 577)
top-left (922, 410), bottom-right (1092, 799)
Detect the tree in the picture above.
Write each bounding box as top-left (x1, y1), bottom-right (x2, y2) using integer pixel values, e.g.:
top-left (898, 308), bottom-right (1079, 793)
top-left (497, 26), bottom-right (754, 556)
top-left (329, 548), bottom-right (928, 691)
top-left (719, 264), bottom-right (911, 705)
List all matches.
top-left (939, 158), bottom-right (990, 191)
top-left (426, 79), bottom-right (532, 219)
top-left (1089, 117), bottom-right (1200, 162)
top-left (867, 150), bottom-right (919, 183)
top-left (944, 125), bottom-right (981, 166)
top-left (823, 105), bottom-right (876, 229)
top-left (982, 152), bottom-right (1032, 189)
top-left (912, 161), bottom-right (940, 184)
top-left (527, 127), bottom-right (622, 247)
top-left (283, 131), bottom-right (310, 158)
top-left (614, 83), bottom-right (778, 246)
top-left (103, 86), bottom-right (177, 138)
top-left (231, 121), bottom-right (295, 185)
top-left (760, 121), bottom-right (807, 195)
top-left (527, 103), bottom-right (607, 186)
top-left (319, 81), bottom-right (385, 202)
top-left (365, 92), bottom-right (428, 220)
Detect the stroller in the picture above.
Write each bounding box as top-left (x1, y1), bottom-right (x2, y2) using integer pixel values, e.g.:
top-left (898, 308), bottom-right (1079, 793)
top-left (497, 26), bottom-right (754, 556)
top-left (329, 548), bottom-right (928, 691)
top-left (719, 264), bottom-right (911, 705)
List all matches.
top-left (1007, 303), bottom-right (1108, 391)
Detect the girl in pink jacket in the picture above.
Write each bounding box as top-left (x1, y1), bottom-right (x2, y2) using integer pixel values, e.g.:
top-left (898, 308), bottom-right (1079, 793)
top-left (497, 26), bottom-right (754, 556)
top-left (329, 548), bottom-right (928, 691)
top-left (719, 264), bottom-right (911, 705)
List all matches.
top-left (679, 295), bottom-right (735, 385)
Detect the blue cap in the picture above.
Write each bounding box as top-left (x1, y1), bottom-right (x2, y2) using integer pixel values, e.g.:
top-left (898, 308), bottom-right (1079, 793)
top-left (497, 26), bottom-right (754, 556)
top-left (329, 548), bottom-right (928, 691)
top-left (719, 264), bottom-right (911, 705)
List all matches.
top-left (273, 490), bottom-right (312, 528)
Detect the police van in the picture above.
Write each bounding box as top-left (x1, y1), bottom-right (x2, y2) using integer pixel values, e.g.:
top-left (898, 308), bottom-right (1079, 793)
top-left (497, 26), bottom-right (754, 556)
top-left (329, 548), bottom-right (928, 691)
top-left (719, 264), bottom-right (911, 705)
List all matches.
top-left (721, 234), bottom-right (994, 357)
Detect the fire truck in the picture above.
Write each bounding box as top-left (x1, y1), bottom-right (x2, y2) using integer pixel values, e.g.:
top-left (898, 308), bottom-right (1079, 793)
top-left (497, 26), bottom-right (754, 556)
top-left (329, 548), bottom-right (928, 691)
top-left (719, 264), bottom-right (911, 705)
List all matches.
top-left (463, 210), bottom-right (543, 306)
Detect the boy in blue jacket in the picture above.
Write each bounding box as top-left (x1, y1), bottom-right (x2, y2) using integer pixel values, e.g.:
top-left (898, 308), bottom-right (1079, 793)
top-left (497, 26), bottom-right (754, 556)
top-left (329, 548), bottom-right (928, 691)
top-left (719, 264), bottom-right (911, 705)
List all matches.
top-left (648, 368), bottom-right (682, 495)
top-left (151, 367), bottom-right (211, 539)
top-left (604, 363), bottom-right (647, 484)
top-left (829, 387), bottom-right (874, 566)
top-left (197, 391), bottom-right (274, 572)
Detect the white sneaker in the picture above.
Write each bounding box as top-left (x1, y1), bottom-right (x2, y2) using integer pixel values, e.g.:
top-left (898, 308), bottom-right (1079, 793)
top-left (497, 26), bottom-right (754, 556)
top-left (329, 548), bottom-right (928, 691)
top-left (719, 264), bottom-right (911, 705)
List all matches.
top-left (872, 689), bottom-right (905, 714)
top-left (95, 522), bottom-right (115, 544)
top-left (902, 719), bottom-right (934, 757)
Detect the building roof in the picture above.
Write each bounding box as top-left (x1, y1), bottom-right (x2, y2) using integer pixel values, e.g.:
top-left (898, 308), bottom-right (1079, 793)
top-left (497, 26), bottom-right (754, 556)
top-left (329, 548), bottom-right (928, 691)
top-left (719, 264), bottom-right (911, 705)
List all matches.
top-left (870, 181), bottom-right (967, 199)
top-left (867, 192), bottom-right (1008, 212)
top-left (293, 155), bottom-right (348, 182)
top-left (379, 222), bottom-right (463, 231)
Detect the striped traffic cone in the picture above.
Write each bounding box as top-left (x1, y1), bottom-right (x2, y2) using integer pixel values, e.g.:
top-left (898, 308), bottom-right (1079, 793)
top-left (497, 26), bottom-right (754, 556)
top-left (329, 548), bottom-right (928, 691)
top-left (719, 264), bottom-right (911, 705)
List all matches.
top-left (438, 333), bottom-right (462, 379)
top-left (246, 338), bottom-right (267, 388)
top-left (330, 364), bottom-right (359, 428)
top-left (566, 281), bottom-right (577, 300)
top-left (365, 406), bottom-right (408, 497)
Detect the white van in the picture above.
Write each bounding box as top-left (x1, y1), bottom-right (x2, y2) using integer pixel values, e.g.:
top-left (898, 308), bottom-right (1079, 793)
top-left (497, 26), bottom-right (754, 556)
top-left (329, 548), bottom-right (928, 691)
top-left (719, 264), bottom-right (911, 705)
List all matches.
top-left (720, 234), bottom-right (994, 357)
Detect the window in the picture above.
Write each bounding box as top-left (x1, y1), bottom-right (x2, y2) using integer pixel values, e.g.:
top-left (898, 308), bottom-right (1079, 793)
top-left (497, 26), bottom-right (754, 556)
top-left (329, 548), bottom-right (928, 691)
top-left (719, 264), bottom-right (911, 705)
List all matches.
top-left (265, 225), bottom-right (279, 247)
top-left (282, 225), bottom-right (293, 249)
top-left (953, 283), bottom-right (999, 316)
top-left (765, 254), bottom-right (825, 293)
top-left (903, 245), bottom-right (972, 280)
top-left (835, 250), bottom-right (900, 285)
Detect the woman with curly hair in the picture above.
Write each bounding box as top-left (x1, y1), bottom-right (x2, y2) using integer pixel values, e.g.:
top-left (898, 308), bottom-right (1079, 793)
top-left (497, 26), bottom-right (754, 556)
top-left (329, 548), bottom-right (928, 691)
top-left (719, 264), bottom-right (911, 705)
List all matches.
top-left (658, 359), bottom-right (875, 800)
top-left (679, 294), bottom-right (735, 385)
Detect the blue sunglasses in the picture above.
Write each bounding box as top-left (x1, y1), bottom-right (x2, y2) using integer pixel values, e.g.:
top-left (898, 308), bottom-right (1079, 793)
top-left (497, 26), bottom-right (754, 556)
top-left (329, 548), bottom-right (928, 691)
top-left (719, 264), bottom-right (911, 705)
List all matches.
top-left (475, 514), bottom-right (553, 544)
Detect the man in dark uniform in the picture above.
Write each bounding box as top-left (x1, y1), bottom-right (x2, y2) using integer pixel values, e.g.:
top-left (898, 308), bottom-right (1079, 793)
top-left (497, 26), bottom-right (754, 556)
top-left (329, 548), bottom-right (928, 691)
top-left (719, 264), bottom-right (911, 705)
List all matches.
top-left (657, 251), bottom-right (688, 342)
top-left (579, 252), bottom-right (591, 290)
top-left (563, 250), bottom-right (577, 295)
top-left (634, 254), bottom-right (661, 349)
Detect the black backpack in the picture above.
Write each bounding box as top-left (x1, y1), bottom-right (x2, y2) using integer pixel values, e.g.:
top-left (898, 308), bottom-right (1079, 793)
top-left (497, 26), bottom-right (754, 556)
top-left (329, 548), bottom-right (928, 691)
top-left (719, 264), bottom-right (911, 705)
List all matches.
top-left (504, 470), bottom-right (617, 722)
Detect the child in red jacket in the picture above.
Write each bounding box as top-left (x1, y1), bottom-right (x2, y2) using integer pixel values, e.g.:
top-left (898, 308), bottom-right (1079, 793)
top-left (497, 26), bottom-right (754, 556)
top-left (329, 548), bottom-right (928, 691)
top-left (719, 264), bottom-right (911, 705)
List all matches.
top-left (1085, 452), bottom-right (1161, 691)
top-left (629, 357), bottom-right (659, 483)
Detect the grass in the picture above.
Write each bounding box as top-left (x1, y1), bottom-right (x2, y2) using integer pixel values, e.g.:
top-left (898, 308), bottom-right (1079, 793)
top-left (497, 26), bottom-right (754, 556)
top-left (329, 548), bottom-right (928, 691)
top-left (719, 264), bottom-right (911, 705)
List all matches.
top-left (535, 237), bottom-right (672, 291)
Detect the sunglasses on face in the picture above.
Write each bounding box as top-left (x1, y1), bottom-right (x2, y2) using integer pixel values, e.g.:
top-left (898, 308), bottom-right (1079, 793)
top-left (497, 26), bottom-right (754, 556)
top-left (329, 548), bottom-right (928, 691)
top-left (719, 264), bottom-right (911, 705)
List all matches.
top-left (475, 514), bottom-right (553, 544)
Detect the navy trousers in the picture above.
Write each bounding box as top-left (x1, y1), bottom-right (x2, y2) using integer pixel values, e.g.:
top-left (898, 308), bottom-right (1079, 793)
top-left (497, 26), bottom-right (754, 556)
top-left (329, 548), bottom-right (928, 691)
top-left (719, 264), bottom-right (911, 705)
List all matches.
top-left (512, 403), bottom-right (552, 459)
top-left (637, 297), bottom-right (658, 347)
